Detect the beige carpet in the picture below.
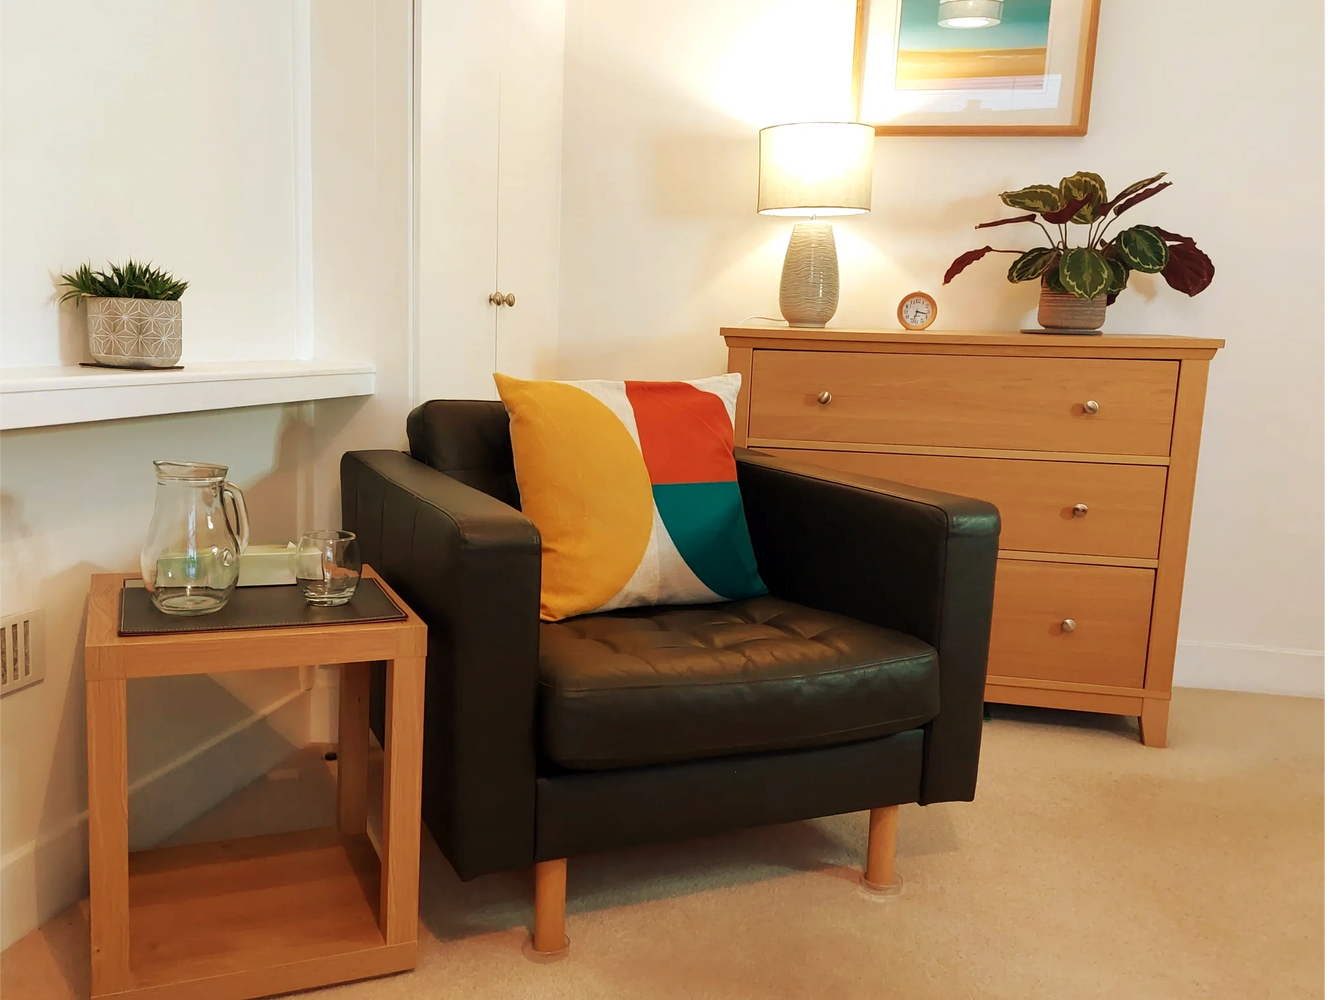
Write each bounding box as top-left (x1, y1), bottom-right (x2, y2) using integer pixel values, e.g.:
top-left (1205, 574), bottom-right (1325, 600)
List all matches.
top-left (4, 688), bottom-right (1322, 999)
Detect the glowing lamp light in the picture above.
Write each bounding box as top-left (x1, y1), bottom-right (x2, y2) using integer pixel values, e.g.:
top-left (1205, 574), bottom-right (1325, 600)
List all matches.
top-left (757, 123), bottom-right (874, 218)
top-left (938, 0), bottom-right (1003, 28)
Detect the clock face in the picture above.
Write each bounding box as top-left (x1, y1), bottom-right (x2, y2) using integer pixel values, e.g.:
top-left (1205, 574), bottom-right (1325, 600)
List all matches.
top-left (898, 292), bottom-right (937, 330)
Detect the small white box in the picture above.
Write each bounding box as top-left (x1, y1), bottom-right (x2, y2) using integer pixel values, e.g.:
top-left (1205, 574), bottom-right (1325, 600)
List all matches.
top-left (238, 543), bottom-right (297, 587)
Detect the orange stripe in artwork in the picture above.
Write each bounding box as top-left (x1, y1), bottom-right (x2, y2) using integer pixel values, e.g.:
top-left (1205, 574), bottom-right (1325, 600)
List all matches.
top-left (625, 381), bottom-right (736, 485)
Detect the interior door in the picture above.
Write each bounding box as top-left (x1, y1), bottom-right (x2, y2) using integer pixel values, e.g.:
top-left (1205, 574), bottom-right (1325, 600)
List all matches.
top-left (417, 0), bottom-right (501, 401)
top-left (494, 0), bottom-right (564, 380)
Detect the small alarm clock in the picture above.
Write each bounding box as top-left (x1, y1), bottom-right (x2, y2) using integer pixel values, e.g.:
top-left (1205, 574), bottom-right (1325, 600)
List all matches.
top-left (897, 291), bottom-right (938, 331)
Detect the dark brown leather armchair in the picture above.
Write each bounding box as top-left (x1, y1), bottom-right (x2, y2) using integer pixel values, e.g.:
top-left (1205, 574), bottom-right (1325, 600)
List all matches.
top-left (341, 400), bottom-right (1000, 955)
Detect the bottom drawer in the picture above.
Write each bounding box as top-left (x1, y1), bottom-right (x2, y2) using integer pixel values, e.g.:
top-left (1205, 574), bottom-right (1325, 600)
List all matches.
top-left (988, 560), bottom-right (1155, 689)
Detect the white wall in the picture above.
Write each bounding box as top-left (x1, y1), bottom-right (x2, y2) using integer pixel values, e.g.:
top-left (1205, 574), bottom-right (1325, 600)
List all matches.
top-left (0, 0), bottom-right (414, 948)
top-left (305, 0), bottom-right (416, 525)
top-left (557, 0), bottom-right (1324, 695)
top-left (1, 1), bottom-right (304, 367)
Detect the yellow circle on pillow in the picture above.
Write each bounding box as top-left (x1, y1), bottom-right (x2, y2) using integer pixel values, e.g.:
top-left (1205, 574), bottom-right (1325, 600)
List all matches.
top-left (496, 374), bottom-right (654, 620)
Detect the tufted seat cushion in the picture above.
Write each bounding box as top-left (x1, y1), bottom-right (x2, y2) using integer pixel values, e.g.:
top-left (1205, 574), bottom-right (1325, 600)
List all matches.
top-left (537, 596), bottom-right (939, 770)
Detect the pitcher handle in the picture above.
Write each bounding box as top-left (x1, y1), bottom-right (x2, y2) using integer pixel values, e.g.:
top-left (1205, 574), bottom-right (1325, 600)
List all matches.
top-left (222, 482), bottom-right (250, 556)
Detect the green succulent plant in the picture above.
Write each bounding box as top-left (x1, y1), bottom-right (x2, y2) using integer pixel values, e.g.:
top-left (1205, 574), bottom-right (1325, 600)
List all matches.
top-left (58, 259), bottom-right (189, 305)
top-left (943, 172), bottom-right (1214, 303)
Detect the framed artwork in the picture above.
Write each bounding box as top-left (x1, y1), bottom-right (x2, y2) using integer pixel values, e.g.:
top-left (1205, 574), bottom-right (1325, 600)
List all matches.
top-left (852, 0), bottom-right (1101, 135)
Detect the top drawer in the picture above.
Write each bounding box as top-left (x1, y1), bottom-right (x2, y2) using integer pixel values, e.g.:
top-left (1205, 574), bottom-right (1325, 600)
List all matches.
top-left (748, 351), bottom-right (1179, 456)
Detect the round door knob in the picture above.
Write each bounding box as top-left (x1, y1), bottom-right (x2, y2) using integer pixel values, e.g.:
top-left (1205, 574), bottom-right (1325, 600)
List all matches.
top-left (817, 391), bottom-right (832, 405)
top-left (503, 292), bottom-right (516, 307)
top-left (1073, 504), bottom-right (1089, 517)
top-left (1082, 400), bottom-right (1100, 415)
top-left (1061, 619), bottom-right (1077, 633)
top-left (488, 292), bottom-right (502, 306)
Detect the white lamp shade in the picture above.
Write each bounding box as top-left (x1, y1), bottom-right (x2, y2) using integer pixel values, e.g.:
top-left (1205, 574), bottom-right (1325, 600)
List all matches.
top-left (757, 122), bottom-right (875, 217)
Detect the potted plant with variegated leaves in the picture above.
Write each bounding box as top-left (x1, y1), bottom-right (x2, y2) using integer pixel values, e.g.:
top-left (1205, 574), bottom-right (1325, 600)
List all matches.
top-left (59, 259), bottom-right (189, 368)
top-left (942, 171), bottom-right (1215, 332)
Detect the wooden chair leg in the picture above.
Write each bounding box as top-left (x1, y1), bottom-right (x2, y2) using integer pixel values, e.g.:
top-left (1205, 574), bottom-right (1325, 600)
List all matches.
top-left (532, 858), bottom-right (568, 956)
top-left (863, 805), bottom-right (899, 891)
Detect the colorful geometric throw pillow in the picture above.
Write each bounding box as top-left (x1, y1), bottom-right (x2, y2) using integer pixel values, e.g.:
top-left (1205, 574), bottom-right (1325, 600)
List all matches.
top-left (494, 372), bottom-right (767, 622)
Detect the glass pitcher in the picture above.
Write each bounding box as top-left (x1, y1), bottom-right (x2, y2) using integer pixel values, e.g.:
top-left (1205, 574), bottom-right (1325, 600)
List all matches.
top-left (141, 461), bottom-right (250, 615)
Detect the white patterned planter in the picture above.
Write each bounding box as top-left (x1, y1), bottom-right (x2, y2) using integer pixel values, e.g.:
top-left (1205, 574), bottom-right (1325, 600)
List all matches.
top-left (87, 297), bottom-right (182, 368)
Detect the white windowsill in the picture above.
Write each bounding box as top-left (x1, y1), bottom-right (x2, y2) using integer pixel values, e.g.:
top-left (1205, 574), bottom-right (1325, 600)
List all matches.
top-left (0, 359), bottom-right (376, 431)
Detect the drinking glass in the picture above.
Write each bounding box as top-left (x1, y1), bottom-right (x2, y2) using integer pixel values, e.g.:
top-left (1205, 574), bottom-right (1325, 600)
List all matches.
top-left (294, 530), bottom-right (361, 606)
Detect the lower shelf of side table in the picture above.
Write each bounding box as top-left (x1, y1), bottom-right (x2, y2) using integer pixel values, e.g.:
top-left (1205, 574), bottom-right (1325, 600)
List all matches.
top-left (103, 827), bottom-right (415, 1000)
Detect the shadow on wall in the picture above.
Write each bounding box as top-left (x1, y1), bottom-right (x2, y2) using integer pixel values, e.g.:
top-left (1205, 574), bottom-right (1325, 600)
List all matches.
top-left (242, 409), bottom-right (312, 545)
top-left (416, 804), bottom-right (961, 946)
top-left (54, 290), bottom-right (85, 366)
top-left (0, 492), bottom-right (28, 602)
top-left (0, 404), bottom-right (324, 948)
top-left (554, 332), bottom-right (732, 383)
top-left (126, 674), bottom-right (301, 851)
top-left (23, 560), bottom-right (94, 954)
top-left (12, 556), bottom-right (302, 950)
top-left (191, 398), bottom-right (364, 546)
top-left (652, 133), bottom-right (757, 220)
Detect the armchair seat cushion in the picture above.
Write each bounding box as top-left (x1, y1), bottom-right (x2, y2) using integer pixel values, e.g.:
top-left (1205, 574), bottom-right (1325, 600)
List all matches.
top-left (537, 596), bottom-right (939, 770)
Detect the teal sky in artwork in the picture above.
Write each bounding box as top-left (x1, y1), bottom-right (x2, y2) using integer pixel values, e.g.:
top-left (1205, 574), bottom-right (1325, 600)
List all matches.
top-left (899, 0), bottom-right (1052, 51)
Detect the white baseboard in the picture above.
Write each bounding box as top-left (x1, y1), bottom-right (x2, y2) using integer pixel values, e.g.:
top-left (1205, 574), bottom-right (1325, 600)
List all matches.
top-left (0, 684), bottom-right (310, 951)
top-left (1174, 640), bottom-right (1324, 698)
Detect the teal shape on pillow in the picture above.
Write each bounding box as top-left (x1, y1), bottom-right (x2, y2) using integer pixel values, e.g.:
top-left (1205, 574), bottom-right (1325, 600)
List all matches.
top-left (652, 481), bottom-right (766, 601)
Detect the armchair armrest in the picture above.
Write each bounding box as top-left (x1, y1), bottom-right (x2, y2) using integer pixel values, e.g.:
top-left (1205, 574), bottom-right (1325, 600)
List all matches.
top-left (734, 448), bottom-right (1000, 805)
top-left (341, 450), bottom-right (542, 878)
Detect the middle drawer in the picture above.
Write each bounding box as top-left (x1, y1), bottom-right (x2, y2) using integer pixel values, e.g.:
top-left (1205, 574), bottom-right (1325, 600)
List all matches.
top-left (758, 449), bottom-right (1167, 559)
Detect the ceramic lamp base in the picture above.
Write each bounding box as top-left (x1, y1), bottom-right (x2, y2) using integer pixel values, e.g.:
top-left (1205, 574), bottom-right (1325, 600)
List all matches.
top-left (779, 221), bottom-right (839, 328)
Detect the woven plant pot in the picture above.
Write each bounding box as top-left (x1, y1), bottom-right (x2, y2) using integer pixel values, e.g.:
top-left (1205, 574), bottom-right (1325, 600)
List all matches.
top-left (1037, 285), bottom-right (1106, 332)
top-left (87, 297), bottom-right (182, 368)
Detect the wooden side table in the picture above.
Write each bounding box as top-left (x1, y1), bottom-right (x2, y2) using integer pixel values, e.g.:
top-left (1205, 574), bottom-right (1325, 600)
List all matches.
top-left (83, 567), bottom-right (427, 1000)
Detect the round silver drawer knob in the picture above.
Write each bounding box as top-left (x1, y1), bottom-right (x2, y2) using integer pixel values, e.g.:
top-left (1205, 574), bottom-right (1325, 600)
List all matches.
top-left (1073, 504), bottom-right (1089, 517)
top-left (1061, 619), bottom-right (1077, 633)
top-left (1082, 400), bottom-right (1100, 414)
top-left (817, 391), bottom-right (833, 405)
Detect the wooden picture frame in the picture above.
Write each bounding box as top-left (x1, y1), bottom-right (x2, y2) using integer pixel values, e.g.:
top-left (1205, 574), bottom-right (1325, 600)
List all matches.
top-left (852, 0), bottom-right (1101, 136)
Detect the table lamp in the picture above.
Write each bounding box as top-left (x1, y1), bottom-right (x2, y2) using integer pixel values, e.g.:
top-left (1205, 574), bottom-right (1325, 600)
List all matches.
top-left (757, 121), bottom-right (875, 328)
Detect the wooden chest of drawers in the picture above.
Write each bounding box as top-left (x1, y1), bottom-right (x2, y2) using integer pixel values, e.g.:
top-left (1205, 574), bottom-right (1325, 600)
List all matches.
top-left (724, 326), bottom-right (1223, 747)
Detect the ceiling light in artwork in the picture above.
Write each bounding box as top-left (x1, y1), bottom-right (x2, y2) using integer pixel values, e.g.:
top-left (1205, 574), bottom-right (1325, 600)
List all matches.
top-left (938, 0), bottom-right (1003, 28)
